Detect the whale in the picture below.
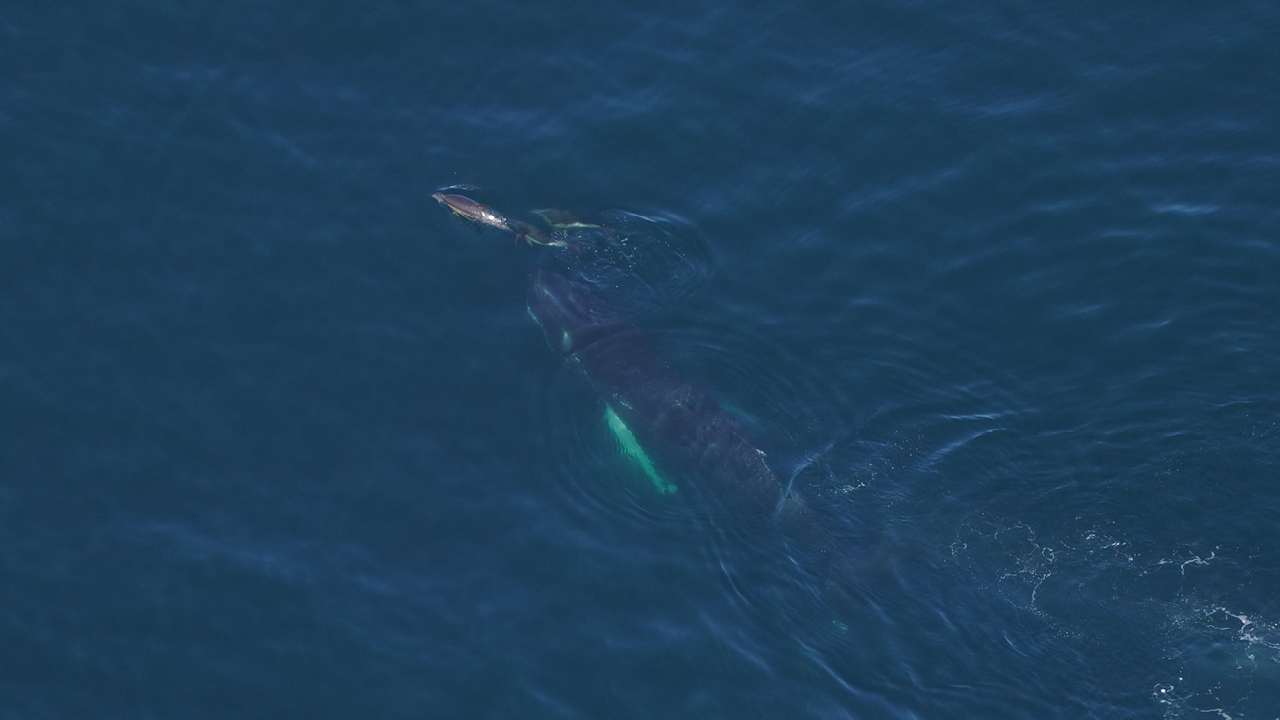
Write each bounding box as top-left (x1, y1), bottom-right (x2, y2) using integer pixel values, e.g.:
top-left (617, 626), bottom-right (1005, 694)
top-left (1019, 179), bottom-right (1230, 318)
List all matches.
top-left (433, 193), bottom-right (856, 603)
top-left (526, 269), bottom-right (844, 580)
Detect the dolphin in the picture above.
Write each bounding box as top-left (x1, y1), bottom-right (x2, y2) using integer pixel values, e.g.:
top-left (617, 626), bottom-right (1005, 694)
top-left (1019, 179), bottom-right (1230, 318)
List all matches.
top-left (433, 193), bottom-right (566, 247)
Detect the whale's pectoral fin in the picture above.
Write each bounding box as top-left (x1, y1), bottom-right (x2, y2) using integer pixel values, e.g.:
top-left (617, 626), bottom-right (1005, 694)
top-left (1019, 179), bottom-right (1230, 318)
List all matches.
top-left (606, 404), bottom-right (677, 495)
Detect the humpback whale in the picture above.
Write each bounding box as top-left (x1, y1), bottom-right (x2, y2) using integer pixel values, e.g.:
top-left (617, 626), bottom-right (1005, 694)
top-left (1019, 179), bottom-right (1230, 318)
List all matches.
top-left (435, 191), bottom-right (854, 600)
top-left (526, 270), bottom-right (844, 579)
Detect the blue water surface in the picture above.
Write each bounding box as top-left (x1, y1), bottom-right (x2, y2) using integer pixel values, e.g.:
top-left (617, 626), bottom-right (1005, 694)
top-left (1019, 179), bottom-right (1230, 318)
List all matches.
top-left (3, 1), bottom-right (1279, 718)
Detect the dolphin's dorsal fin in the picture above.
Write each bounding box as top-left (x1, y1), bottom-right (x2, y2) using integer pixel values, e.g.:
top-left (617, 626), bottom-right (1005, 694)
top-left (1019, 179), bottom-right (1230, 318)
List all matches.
top-left (533, 208), bottom-right (600, 230)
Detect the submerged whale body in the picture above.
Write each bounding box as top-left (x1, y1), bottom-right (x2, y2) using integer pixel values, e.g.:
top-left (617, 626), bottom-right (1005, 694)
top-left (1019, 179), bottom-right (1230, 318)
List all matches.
top-left (434, 192), bottom-right (861, 609)
top-left (527, 270), bottom-right (844, 579)
top-left (528, 269), bottom-right (779, 513)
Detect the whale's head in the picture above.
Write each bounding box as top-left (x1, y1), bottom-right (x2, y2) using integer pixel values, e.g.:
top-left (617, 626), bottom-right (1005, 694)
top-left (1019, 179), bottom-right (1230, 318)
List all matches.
top-left (527, 270), bottom-right (623, 358)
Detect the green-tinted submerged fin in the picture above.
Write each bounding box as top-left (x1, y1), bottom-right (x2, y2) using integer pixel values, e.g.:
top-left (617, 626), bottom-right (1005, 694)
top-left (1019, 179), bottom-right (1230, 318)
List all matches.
top-left (533, 208), bottom-right (601, 230)
top-left (605, 405), bottom-right (677, 494)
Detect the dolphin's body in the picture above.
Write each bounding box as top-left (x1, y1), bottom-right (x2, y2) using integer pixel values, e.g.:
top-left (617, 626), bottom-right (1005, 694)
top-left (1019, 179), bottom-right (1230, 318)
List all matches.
top-left (433, 193), bottom-right (565, 247)
top-left (527, 270), bottom-right (841, 573)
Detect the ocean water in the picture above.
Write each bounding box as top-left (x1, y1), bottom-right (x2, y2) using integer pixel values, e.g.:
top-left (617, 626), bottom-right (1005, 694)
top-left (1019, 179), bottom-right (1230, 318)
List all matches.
top-left (3, 1), bottom-right (1279, 718)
